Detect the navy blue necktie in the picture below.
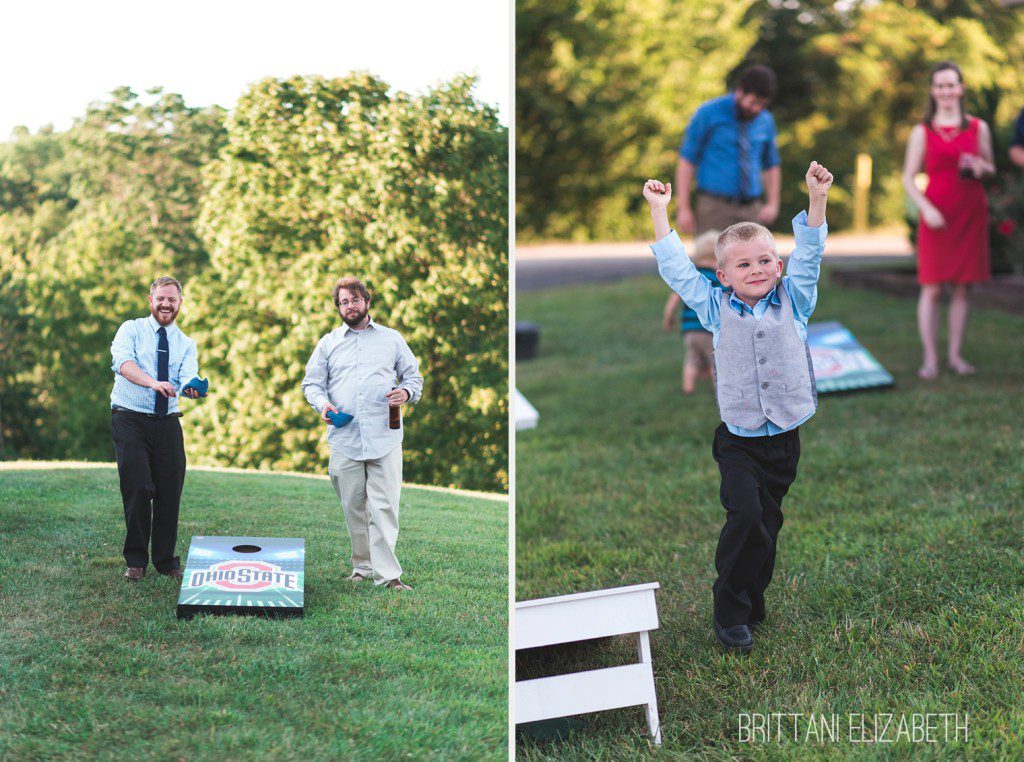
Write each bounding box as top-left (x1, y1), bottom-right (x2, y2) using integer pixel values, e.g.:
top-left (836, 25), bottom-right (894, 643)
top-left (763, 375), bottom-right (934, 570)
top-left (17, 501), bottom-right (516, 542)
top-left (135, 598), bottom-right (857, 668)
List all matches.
top-left (155, 326), bottom-right (169, 417)
top-left (737, 121), bottom-right (750, 200)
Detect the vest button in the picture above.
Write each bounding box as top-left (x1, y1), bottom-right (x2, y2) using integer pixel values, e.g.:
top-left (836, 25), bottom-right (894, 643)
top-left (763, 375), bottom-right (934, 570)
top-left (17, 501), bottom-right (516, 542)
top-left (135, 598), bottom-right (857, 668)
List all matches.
top-left (759, 357), bottom-right (767, 365)
top-left (761, 382), bottom-right (769, 389)
top-left (765, 408), bottom-right (772, 415)
top-left (756, 331), bottom-right (765, 339)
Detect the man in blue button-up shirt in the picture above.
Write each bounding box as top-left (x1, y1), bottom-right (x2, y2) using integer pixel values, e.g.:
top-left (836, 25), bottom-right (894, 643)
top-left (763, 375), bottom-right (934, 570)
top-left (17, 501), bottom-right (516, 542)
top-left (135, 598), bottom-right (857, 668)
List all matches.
top-left (109, 276), bottom-right (203, 582)
top-left (675, 65), bottom-right (782, 237)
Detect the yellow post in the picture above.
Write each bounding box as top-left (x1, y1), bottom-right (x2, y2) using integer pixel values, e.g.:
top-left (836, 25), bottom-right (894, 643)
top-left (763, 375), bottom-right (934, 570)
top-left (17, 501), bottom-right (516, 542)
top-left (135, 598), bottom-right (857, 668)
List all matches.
top-left (854, 153), bottom-right (872, 232)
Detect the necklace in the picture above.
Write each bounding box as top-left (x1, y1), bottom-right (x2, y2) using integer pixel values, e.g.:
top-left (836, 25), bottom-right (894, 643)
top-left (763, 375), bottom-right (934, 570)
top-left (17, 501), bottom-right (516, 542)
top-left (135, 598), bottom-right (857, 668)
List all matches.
top-left (932, 118), bottom-right (963, 143)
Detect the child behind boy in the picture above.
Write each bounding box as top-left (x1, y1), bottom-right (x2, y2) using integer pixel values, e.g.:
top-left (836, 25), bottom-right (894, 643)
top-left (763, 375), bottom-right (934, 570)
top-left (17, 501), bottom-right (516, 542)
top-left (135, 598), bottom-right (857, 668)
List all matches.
top-left (643, 161), bottom-right (833, 653)
top-left (661, 230), bottom-right (721, 394)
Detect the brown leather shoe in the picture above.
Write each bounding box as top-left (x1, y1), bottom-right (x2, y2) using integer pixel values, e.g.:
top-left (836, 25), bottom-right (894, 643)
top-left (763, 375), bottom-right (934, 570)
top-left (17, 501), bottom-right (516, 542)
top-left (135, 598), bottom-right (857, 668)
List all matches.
top-left (124, 567), bottom-right (145, 581)
top-left (159, 568), bottom-right (184, 580)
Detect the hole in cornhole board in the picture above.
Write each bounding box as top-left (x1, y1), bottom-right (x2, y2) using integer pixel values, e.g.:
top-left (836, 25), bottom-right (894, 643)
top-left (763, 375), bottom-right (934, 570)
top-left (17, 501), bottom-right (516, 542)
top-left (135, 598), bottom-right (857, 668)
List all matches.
top-left (232, 544), bottom-right (262, 553)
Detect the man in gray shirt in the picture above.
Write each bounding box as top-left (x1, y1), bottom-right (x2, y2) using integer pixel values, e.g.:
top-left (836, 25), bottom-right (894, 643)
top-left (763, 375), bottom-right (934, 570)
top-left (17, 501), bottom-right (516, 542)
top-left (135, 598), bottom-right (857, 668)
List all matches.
top-left (301, 276), bottom-right (423, 591)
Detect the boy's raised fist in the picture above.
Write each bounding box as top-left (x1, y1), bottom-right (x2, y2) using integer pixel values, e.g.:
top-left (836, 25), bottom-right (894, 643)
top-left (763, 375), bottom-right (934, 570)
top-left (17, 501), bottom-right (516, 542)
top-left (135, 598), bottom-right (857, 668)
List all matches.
top-left (805, 161), bottom-right (833, 196)
top-left (643, 179), bottom-right (672, 207)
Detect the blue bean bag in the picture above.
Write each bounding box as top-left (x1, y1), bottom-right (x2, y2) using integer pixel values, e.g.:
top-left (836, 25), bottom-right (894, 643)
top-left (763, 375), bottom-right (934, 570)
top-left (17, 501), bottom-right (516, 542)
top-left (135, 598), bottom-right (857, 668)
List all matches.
top-left (183, 377), bottom-right (209, 397)
top-left (327, 410), bottom-right (354, 428)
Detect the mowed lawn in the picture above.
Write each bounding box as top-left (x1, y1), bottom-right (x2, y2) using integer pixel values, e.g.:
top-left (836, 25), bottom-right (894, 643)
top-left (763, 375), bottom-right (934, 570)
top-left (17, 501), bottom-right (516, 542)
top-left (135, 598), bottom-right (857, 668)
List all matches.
top-left (0, 465), bottom-right (508, 761)
top-left (516, 273), bottom-right (1024, 760)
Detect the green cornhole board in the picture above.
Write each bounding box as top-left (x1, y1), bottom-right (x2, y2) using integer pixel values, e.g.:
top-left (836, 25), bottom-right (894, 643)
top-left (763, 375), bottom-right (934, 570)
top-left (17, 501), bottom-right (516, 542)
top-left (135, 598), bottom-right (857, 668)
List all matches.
top-left (176, 536), bottom-right (305, 620)
top-left (808, 321), bottom-right (894, 393)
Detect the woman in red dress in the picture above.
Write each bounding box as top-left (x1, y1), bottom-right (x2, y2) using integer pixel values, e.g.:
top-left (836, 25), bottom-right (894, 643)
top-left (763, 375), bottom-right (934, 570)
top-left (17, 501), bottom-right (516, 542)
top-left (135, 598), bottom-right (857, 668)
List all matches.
top-left (902, 61), bottom-right (994, 379)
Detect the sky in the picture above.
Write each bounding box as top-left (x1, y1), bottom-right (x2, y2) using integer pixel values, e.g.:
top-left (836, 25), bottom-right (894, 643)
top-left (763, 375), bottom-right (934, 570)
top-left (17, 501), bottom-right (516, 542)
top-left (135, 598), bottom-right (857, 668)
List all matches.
top-left (1, 0), bottom-right (511, 138)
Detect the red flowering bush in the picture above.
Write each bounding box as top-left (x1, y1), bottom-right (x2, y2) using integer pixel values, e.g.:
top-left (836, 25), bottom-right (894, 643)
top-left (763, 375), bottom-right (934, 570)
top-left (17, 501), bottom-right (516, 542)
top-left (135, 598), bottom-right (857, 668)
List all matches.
top-left (989, 174), bottom-right (1024, 275)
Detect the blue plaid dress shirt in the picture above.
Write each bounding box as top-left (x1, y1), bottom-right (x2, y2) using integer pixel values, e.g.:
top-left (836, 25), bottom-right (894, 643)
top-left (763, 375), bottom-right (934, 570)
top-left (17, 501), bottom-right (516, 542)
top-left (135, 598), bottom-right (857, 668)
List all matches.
top-left (110, 315), bottom-right (199, 415)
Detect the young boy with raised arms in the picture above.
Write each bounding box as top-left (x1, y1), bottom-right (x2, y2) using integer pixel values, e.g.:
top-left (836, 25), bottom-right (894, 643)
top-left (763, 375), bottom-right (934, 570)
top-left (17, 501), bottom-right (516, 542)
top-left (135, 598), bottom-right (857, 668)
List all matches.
top-left (643, 161), bottom-right (833, 652)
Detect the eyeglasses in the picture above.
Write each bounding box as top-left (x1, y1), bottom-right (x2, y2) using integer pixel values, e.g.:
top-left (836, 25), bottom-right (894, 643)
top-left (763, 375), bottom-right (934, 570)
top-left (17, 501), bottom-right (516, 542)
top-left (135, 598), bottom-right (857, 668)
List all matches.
top-left (337, 297), bottom-right (366, 308)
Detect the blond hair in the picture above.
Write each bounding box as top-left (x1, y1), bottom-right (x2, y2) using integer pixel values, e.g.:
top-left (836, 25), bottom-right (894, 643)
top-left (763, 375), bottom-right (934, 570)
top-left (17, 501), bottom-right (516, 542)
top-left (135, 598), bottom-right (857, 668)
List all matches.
top-left (690, 230), bottom-right (720, 267)
top-left (150, 276), bottom-right (182, 296)
top-left (715, 222), bottom-right (777, 268)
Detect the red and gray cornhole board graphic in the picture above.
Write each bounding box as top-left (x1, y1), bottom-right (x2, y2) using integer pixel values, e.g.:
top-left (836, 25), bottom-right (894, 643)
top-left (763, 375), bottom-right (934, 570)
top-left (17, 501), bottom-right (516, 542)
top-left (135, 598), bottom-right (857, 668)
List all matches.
top-left (808, 321), bottom-right (894, 393)
top-left (176, 536), bottom-right (305, 619)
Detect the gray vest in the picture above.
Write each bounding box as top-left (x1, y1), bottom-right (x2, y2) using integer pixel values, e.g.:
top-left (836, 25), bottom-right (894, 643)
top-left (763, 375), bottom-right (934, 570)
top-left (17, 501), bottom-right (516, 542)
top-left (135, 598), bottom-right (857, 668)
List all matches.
top-left (713, 280), bottom-right (817, 430)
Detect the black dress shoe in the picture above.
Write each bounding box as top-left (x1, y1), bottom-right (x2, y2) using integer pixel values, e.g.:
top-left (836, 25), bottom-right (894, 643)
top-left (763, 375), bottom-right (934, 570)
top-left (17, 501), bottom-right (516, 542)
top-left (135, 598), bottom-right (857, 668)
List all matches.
top-left (714, 618), bottom-right (754, 652)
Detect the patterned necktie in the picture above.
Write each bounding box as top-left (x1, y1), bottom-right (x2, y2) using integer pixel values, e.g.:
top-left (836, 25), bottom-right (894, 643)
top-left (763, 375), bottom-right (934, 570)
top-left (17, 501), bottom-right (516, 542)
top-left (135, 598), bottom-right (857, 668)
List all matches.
top-left (737, 121), bottom-right (750, 200)
top-left (155, 326), bottom-right (169, 417)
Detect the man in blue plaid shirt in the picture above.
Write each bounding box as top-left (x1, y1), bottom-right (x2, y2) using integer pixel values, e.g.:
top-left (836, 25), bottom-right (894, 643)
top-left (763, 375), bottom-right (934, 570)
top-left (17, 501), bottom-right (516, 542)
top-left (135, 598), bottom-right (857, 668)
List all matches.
top-left (109, 276), bottom-right (202, 582)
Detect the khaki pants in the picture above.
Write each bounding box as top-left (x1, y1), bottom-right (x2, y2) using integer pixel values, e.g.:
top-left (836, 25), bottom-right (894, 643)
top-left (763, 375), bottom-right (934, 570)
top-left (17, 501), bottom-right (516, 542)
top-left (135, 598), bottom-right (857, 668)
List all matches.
top-left (329, 445), bottom-right (403, 584)
top-left (695, 193), bottom-right (762, 237)
top-left (684, 331), bottom-right (714, 372)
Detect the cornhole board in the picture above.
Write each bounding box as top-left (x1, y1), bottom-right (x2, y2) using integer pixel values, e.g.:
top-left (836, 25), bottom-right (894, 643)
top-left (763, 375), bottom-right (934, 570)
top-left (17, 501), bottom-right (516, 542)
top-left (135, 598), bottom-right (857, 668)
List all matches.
top-left (516, 582), bottom-right (661, 744)
top-left (808, 321), bottom-right (894, 393)
top-left (176, 536), bottom-right (305, 620)
top-left (515, 388), bottom-right (539, 431)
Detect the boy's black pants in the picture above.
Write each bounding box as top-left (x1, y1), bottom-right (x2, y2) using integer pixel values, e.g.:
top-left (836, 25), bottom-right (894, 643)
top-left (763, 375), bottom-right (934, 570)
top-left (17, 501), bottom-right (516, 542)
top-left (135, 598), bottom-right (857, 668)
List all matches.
top-left (110, 408), bottom-right (186, 572)
top-left (711, 423), bottom-right (800, 627)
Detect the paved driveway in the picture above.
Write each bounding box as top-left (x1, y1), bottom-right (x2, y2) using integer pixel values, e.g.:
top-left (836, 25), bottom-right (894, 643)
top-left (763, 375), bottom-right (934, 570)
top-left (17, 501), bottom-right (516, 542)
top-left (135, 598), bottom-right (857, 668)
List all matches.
top-left (516, 233), bottom-right (912, 292)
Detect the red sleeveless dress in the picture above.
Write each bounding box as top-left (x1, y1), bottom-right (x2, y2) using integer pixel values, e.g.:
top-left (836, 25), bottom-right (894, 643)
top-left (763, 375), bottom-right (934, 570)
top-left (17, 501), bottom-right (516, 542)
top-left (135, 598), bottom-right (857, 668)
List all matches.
top-left (916, 118), bottom-right (990, 285)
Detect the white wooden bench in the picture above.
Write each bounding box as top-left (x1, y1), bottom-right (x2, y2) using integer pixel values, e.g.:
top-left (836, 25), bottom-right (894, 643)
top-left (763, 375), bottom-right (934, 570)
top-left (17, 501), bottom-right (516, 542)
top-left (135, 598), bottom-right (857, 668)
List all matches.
top-left (515, 582), bottom-right (662, 744)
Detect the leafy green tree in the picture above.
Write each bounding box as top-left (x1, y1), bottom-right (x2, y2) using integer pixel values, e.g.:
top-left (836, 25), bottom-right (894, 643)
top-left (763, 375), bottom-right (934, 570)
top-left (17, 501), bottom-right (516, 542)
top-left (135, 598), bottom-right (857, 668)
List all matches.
top-left (517, 0), bottom-right (1024, 240)
top-left (0, 89), bottom-right (226, 459)
top-left (1, 77), bottom-right (507, 490)
top-left (517, 0), bottom-right (757, 241)
top-left (184, 74), bottom-right (508, 491)
top-left (743, 0), bottom-right (1024, 230)
top-left (0, 127), bottom-right (71, 457)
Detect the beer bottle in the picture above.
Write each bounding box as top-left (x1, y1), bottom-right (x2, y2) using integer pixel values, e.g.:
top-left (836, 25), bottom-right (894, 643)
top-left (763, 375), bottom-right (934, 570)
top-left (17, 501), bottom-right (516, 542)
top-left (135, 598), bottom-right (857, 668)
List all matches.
top-left (389, 388), bottom-right (402, 430)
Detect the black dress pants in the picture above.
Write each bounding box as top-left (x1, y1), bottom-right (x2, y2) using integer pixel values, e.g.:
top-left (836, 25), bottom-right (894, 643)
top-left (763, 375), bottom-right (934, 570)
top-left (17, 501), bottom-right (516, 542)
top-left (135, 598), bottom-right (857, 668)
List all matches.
top-left (110, 409), bottom-right (186, 572)
top-left (711, 423), bottom-right (800, 627)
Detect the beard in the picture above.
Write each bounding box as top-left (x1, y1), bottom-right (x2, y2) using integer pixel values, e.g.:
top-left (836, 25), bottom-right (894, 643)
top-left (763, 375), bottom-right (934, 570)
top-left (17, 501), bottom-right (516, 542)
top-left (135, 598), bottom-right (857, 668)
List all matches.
top-left (341, 306), bottom-right (369, 327)
top-left (151, 303), bottom-right (179, 325)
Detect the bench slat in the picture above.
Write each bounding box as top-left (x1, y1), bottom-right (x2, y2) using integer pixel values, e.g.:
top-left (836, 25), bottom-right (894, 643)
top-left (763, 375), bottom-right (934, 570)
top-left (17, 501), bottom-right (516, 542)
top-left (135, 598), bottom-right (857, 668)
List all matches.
top-left (516, 582), bottom-right (660, 609)
top-left (516, 586), bottom-right (659, 649)
top-left (516, 664), bottom-right (655, 723)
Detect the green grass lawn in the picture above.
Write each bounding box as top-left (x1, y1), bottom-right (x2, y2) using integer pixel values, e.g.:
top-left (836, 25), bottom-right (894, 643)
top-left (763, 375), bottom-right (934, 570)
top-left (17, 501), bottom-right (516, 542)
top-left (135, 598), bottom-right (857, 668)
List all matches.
top-left (0, 465), bottom-right (508, 761)
top-left (515, 273), bottom-right (1024, 760)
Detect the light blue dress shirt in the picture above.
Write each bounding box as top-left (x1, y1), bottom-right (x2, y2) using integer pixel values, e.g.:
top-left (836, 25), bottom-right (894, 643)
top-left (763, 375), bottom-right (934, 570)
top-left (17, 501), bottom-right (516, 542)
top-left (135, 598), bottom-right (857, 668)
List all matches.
top-left (301, 318), bottom-right (424, 461)
top-left (110, 315), bottom-right (199, 415)
top-left (652, 211), bottom-right (827, 437)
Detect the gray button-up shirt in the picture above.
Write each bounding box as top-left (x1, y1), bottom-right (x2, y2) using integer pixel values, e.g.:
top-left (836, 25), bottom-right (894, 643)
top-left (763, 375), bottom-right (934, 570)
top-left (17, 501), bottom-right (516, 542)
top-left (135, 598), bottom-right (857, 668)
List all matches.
top-left (301, 318), bottom-right (424, 461)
